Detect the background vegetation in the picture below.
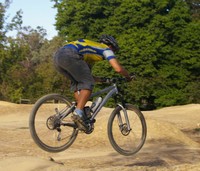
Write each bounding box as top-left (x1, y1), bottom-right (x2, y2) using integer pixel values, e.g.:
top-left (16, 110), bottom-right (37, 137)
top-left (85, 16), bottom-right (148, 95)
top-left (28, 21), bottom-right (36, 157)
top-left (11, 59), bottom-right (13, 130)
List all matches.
top-left (0, 0), bottom-right (199, 109)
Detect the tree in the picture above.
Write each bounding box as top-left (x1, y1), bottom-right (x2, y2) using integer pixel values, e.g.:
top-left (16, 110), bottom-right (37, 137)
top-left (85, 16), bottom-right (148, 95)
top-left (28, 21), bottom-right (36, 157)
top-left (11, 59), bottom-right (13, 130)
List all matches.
top-left (54, 0), bottom-right (200, 108)
top-left (54, 0), bottom-right (121, 40)
top-left (0, 0), bottom-right (11, 99)
top-left (1, 0), bottom-right (199, 107)
top-left (185, 0), bottom-right (200, 20)
top-left (0, 0), bottom-right (11, 45)
top-left (0, 0), bottom-right (71, 103)
top-left (1, 26), bottom-right (47, 102)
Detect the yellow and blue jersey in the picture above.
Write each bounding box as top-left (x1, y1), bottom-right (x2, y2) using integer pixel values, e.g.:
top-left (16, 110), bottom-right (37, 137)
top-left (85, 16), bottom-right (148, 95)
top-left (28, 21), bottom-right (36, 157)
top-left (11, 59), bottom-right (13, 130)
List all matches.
top-left (65, 39), bottom-right (116, 66)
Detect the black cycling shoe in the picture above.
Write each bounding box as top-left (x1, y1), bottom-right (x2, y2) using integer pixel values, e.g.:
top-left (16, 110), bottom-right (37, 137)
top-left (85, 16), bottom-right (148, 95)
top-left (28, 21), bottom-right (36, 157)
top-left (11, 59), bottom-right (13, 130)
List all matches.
top-left (71, 114), bottom-right (88, 131)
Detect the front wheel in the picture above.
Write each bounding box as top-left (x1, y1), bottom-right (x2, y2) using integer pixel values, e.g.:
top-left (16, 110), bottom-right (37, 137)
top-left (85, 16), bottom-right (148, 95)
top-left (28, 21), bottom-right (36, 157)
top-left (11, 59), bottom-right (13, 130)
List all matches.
top-left (108, 104), bottom-right (147, 156)
top-left (29, 94), bottom-right (78, 153)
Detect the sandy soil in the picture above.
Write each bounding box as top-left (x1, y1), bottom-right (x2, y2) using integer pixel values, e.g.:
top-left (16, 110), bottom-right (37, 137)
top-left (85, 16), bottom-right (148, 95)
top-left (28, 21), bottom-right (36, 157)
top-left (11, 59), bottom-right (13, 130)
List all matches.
top-left (0, 101), bottom-right (200, 171)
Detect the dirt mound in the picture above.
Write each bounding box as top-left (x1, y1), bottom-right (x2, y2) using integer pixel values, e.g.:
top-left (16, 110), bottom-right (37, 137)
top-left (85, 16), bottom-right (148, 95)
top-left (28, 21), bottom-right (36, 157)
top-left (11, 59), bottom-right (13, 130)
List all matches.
top-left (146, 118), bottom-right (200, 147)
top-left (0, 102), bottom-right (199, 171)
top-left (0, 157), bottom-right (56, 171)
top-left (144, 104), bottom-right (200, 129)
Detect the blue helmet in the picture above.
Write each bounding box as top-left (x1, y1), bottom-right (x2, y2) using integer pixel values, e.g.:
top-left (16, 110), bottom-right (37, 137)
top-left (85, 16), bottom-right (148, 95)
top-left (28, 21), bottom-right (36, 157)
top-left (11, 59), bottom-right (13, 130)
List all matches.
top-left (99, 35), bottom-right (119, 52)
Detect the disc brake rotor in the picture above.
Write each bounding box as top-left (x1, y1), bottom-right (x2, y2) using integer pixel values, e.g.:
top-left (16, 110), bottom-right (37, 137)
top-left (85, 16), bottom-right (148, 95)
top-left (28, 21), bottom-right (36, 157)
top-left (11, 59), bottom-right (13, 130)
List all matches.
top-left (121, 123), bottom-right (130, 136)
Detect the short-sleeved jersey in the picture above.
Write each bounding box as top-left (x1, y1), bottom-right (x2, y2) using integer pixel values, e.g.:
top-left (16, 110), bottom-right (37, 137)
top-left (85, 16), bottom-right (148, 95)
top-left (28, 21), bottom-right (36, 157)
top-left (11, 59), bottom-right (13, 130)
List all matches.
top-left (65, 39), bottom-right (116, 66)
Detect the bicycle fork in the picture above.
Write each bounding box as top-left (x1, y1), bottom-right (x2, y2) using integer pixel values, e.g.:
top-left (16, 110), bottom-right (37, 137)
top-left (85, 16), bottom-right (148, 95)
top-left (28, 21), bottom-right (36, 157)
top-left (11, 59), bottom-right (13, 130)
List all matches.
top-left (117, 104), bottom-right (132, 135)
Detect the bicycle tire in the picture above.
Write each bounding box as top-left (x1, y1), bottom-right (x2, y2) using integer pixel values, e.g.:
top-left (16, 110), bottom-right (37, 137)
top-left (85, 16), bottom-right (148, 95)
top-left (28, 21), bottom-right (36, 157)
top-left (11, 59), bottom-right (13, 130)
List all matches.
top-left (107, 104), bottom-right (147, 156)
top-left (29, 93), bottom-right (78, 153)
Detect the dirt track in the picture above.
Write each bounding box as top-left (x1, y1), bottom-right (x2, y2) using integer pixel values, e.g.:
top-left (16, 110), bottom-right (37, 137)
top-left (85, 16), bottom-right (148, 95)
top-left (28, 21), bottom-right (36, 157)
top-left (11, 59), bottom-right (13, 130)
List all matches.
top-left (0, 101), bottom-right (200, 171)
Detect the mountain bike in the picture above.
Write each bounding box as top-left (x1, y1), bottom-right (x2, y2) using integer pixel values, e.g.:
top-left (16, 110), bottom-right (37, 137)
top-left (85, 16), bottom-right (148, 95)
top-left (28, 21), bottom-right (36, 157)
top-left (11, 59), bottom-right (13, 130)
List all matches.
top-left (29, 77), bottom-right (147, 156)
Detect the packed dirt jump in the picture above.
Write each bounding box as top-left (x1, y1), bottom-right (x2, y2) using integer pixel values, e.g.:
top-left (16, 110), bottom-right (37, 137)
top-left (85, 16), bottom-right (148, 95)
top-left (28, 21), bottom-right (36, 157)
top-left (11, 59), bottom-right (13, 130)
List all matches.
top-left (0, 101), bottom-right (200, 171)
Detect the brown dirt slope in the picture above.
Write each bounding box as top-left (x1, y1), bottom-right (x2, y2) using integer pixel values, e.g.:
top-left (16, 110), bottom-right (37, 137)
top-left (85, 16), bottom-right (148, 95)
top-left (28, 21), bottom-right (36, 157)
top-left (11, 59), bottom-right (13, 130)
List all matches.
top-left (0, 101), bottom-right (200, 171)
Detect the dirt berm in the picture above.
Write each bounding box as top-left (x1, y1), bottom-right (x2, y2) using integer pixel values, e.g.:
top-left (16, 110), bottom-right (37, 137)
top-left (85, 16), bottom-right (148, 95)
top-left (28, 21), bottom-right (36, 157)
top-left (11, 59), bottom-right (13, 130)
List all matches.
top-left (0, 101), bottom-right (199, 171)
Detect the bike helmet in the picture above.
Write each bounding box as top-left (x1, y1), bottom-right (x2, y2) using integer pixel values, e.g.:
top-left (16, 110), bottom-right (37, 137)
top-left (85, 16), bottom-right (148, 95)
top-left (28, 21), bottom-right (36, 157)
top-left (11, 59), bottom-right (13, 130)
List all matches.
top-left (99, 34), bottom-right (119, 52)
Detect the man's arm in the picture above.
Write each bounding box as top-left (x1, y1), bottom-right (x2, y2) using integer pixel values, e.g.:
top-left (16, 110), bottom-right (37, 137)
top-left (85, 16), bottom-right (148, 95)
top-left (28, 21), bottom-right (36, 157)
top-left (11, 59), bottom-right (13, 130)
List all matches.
top-left (109, 58), bottom-right (131, 80)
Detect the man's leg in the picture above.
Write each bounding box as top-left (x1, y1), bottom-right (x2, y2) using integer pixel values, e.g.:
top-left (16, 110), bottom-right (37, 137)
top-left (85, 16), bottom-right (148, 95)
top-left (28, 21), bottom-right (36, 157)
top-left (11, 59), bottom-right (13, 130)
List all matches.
top-left (72, 89), bottom-right (92, 130)
top-left (74, 89), bottom-right (92, 110)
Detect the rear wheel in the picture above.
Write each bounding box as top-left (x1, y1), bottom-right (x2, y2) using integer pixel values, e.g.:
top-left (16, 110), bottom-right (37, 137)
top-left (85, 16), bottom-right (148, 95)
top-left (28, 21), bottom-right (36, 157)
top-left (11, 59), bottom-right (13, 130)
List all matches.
top-left (29, 94), bottom-right (78, 152)
top-left (108, 104), bottom-right (147, 156)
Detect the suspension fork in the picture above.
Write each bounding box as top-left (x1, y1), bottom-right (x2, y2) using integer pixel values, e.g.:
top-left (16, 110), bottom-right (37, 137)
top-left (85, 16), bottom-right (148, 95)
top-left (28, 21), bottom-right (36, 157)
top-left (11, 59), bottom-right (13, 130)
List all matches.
top-left (117, 104), bottom-right (131, 131)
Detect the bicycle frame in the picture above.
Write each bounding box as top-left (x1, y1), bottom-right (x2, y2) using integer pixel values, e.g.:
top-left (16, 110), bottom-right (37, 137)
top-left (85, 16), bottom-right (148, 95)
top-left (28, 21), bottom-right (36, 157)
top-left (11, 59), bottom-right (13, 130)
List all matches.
top-left (60, 82), bottom-right (131, 131)
top-left (89, 84), bottom-right (119, 121)
top-left (58, 84), bottom-right (119, 121)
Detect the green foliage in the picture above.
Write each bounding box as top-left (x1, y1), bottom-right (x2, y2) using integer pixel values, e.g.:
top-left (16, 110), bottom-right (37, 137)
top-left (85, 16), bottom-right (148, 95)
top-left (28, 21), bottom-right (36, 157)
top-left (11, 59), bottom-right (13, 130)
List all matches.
top-left (185, 0), bottom-right (200, 20)
top-left (54, 0), bottom-right (200, 108)
top-left (0, 0), bottom-right (200, 108)
top-left (0, 22), bottom-right (72, 102)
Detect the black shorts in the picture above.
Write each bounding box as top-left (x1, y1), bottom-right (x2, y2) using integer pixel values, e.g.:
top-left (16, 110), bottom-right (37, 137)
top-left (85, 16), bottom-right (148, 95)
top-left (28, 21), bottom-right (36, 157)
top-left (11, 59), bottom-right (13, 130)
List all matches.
top-left (54, 47), bottom-right (95, 91)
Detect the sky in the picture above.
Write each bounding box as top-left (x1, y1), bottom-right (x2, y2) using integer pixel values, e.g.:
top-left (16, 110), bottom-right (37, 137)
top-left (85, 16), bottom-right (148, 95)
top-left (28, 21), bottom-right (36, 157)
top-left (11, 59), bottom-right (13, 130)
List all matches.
top-left (3, 0), bottom-right (58, 39)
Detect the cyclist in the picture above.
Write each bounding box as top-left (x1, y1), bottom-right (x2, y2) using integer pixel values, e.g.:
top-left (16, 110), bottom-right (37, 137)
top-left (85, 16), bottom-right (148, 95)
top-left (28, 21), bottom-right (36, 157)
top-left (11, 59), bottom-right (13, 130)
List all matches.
top-left (54, 35), bottom-right (131, 130)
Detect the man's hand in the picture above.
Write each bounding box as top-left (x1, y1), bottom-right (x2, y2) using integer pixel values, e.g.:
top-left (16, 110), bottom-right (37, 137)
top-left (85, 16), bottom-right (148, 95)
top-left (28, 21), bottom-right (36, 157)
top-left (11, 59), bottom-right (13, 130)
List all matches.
top-left (126, 73), bottom-right (136, 82)
top-left (126, 76), bottom-right (132, 82)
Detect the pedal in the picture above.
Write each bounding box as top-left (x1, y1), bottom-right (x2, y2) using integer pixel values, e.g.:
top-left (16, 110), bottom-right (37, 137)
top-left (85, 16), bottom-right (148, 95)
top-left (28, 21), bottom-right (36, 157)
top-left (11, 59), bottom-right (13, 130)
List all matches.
top-left (71, 115), bottom-right (87, 131)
